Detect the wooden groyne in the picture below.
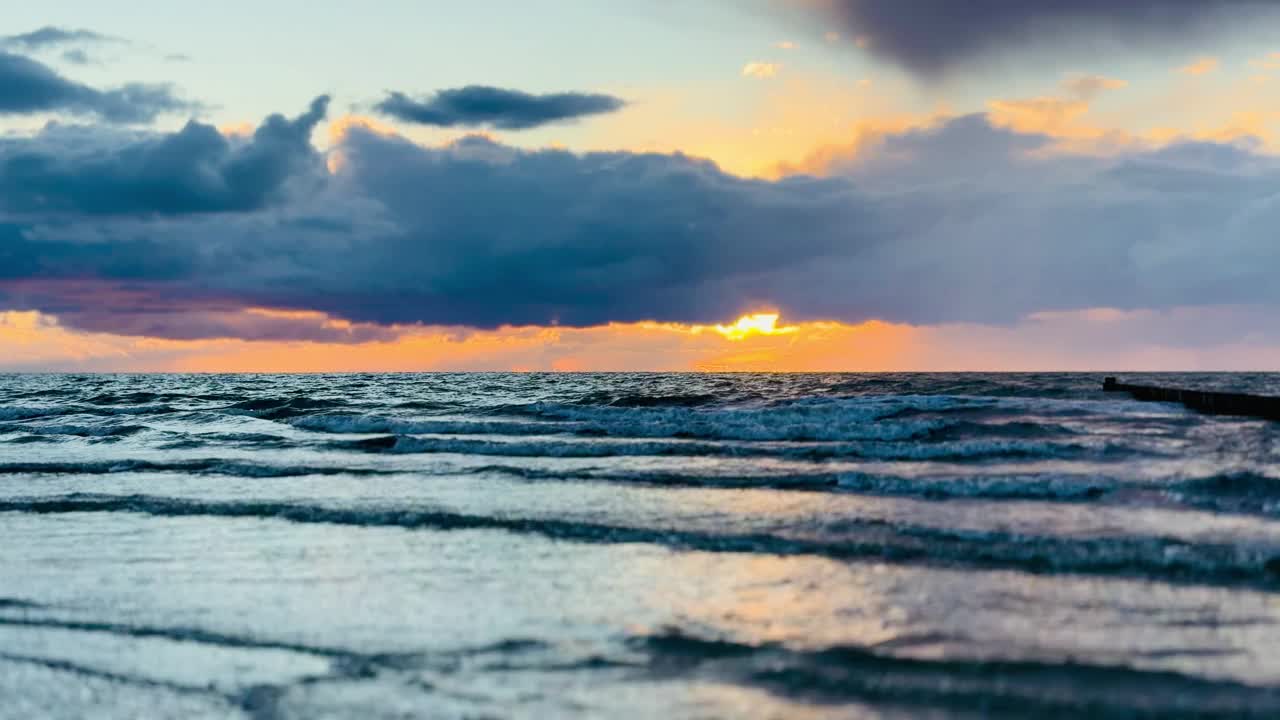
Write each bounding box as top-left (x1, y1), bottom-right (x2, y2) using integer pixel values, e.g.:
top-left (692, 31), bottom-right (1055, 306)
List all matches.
top-left (1102, 377), bottom-right (1280, 421)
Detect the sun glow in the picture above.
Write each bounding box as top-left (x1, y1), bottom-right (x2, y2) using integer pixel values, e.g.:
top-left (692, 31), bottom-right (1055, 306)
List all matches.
top-left (713, 313), bottom-right (796, 341)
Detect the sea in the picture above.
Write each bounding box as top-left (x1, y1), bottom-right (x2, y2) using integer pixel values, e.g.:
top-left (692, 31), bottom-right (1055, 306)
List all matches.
top-left (3, 372), bottom-right (1280, 718)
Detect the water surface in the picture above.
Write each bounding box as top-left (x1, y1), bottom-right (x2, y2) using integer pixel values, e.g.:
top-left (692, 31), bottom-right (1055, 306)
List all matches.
top-left (3, 372), bottom-right (1280, 718)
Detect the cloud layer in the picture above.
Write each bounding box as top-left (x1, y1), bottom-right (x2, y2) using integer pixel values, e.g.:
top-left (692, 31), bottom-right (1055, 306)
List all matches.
top-left (0, 51), bottom-right (189, 122)
top-left (810, 0), bottom-right (1276, 74)
top-left (374, 86), bottom-right (625, 130)
top-left (5, 96), bottom-right (1280, 342)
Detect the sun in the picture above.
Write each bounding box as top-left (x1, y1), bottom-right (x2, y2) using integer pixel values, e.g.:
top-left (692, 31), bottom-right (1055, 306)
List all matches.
top-left (714, 313), bottom-right (797, 341)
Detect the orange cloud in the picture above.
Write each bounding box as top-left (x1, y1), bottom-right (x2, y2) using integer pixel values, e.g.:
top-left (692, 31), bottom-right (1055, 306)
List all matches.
top-left (6, 308), bottom-right (1280, 373)
top-left (218, 122), bottom-right (255, 138)
top-left (1179, 56), bottom-right (1221, 76)
top-left (767, 112), bottom-right (942, 176)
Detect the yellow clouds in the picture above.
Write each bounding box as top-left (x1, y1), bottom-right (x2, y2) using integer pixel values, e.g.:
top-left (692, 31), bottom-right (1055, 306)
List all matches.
top-left (326, 114), bottom-right (399, 145)
top-left (0, 310), bottom-right (900, 372)
top-left (767, 112), bottom-right (943, 176)
top-left (742, 62), bottom-right (781, 79)
top-left (218, 122), bottom-right (255, 138)
top-left (986, 74), bottom-right (1132, 148)
top-left (1179, 56), bottom-right (1221, 76)
top-left (712, 313), bottom-right (797, 341)
top-left (988, 97), bottom-right (1091, 135)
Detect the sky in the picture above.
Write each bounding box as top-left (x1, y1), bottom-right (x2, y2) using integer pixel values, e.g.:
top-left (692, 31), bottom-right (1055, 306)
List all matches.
top-left (4, 0), bottom-right (1280, 371)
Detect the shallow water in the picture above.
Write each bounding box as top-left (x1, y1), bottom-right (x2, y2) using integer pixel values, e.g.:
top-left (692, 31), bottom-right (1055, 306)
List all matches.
top-left (3, 372), bottom-right (1280, 718)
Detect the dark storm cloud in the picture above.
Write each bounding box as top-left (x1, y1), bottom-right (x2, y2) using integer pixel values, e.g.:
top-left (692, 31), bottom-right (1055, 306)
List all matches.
top-left (812, 0), bottom-right (1277, 74)
top-left (286, 132), bottom-right (872, 327)
top-left (0, 51), bottom-right (190, 122)
top-left (374, 86), bottom-right (625, 130)
top-left (1, 26), bottom-right (122, 51)
top-left (6, 98), bottom-right (1280, 339)
top-left (0, 95), bottom-right (329, 215)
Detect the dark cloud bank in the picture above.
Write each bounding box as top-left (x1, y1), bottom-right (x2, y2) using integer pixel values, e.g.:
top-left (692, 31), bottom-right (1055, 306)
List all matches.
top-left (809, 0), bottom-right (1277, 74)
top-left (3, 93), bottom-right (1280, 341)
top-left (0, 51), bottom-right (188, 122)
top-left (375, 86), bottom-right (625, 130)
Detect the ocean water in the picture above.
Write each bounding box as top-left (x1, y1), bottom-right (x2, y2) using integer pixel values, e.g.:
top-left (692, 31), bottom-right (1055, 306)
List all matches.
top-left (3, 372), bottom-right (1280, 718)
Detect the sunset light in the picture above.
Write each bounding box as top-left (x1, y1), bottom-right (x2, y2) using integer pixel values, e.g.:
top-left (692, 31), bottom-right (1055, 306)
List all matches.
top-left (713, 313), bottom-right (797, 341)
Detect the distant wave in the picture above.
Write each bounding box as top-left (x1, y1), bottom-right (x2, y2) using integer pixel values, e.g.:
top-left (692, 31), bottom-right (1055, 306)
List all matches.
top-left (220, 397), bottom-right (348, 420)
top-left (329, 432), bottom-right (1136, 462)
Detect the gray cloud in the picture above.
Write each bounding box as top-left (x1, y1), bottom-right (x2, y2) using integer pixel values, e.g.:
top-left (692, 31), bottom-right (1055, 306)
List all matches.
top-left (375, 86), bottom-right (625, 130)
top-left (60, 49), bottom-right (92, 65)
top-left (810, 0), bottom-right (1277, 74)
top-left (0, 51), bottom-right (191, 122)
top-left (0, 95), bottom-right (329, 215)
top-left (1, 26), bottom-right (123, 51)
top-left (5, 100), bottom-right (1280, 340)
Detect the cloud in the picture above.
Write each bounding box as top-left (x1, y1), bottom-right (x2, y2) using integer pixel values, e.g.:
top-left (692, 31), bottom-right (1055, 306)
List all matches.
top-left (742, 61), bottom-right (781, 78)
top-left (0, 51), bottom-right (191, 123)
top-left (1179, 56), bottom-right (1221, 76)
top-left (60, 49), bottom-right (92, 65)
top-left (805, 0), bottom-right (1276, 75)
top-left (5, 306), bottom-right (1280, 372)
top-left (1061, 74), bottom-right (1128, 100)
top-left (374, 86), bottom-right (625, 130)
top-left (1, 26), bottom-right (122, 51)
top-left (7, 102), bottom-right (1280, 340)
top-left (0, 96), bottom-right (329, 215)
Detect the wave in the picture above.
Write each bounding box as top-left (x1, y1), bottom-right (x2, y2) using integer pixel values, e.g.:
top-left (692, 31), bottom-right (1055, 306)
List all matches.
top-left (472, 465), bottom-right (1113, 499)
top-left (496, 395), bottom-right (974, 439)
top-left (0, 423), bottom-right (148, 438)
top-left (293, 409), bottom-right (1029, 444)
top-left (0, 615), bottom-right (355, 659)
top-left (293, 414), bottom-right (578, 437)
top-left (162, 431), bottom-right (294, 448)
top-left (1170, 471), bottom-right (1280, 517)
top-left (0, 460), bottom-right (391, 478)
top-left (0, 405), bottom-right (175, 421)
top-left (220, 397), bottom-right (347, 420)
top-left (476, 465), bottom-right (843, 490)
top-left (573, 392), bottom-right (723, 408)
top-left (5, 494), bottom-right (1278, 591)
top-left (83, 392), bottom-right (238, 405)
top-left (334, 432), bottom-right (1126, 462)
top-left (629, 630), bottom-right (1280, 717)
top-left (926, 419), bottom-right (1082, 440)
top-left (338, 435), bottom-right (755, 458)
